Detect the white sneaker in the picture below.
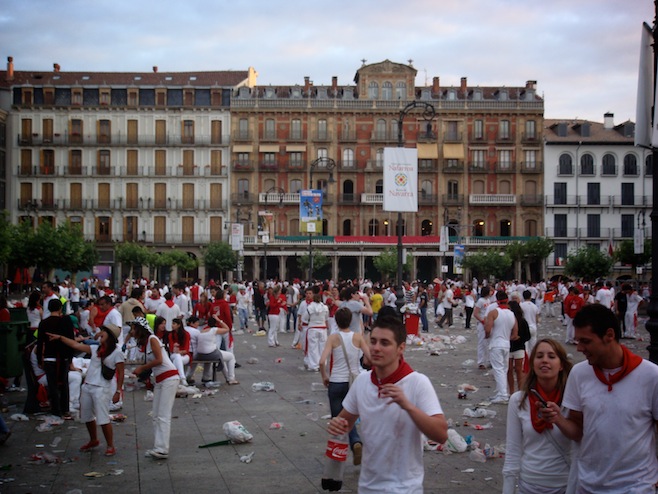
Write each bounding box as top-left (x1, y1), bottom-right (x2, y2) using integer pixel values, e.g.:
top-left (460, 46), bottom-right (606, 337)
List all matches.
top-left (109, 401), bottom-right (123, 412)
top-left (145, 449), bottom-right (169, 459)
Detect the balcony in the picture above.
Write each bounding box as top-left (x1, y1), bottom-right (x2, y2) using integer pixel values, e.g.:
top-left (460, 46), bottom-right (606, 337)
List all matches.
top-left (419, 193), bottom-right (439, 206)
top-left (611, 195), bottom-right (652, 207)
top-left (416, 130), bottom-right (437, 142)
top-left (231, 192), bottom-right (256, 205)
top-left (519, 194), bottom-right (544, 206)
top-left (338, 193), bottom-right (359, 205)
top-left (443, 132), bottom-right (463, 143)
top-left (578, 227), bottom-right (611, 239)
top-left (312, 131), bottom-right (332, 142)
top-left (577, 195), bottom-right (611, 207)
top-left (340, 130), bottom-right (357, 142)
top-left (338, 160), bottom-right (359, 171)
top-left (545, 195), bottom-right (578, 207)
top-left (469, 194), bottom-right (516, 205)
top-left (442, 194), bottom-right (464, 206)
top-left (442, 161), bottom-right (464, 173)
top-left (613, 227), bottom-right (652, 239)
top-left (519, 161), bottom-right (543, 173)
top-left (17, 133), bottom-right (230, 147)
top-left (371, 131), bottom-right (396, 143)
top-left (285, 160), bottom-right (306, 172)
top-left (544, 227), bottom-right (578, 238)
top-left (468, 163), bottom-right (489, 173)
top-left (231, 160), bottom-right (255, 172)
top-left (258, 162), bottom-right (279, 172)
top-left (288, 131), bottom-right (307, 142)
top-left (232, 131), bottom-right (252, 142)
top-left (365, 160), bottom-right (383, 172)
top-left (495, 134), bottom-right (514, 144)
top-left (361, 193), bottom-right (383, 204)
top-left (418, 160), bottom-right (438, 172)
top-left (494, 163), bottom-right (516, 173)
top-left (260, 131), bottom-right (278, 142)
top-left (258, 192), bottom-right (300, 205)
top-left (521, 133), bottom-right (539, 144)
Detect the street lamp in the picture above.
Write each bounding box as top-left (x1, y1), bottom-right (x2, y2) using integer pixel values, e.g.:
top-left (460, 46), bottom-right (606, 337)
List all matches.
top-left (262, 187), bottom-right (285, 280)
top-left (395, 101), bottom-right (435, 309)
top-left (307, 157), bottom-right (336, 282)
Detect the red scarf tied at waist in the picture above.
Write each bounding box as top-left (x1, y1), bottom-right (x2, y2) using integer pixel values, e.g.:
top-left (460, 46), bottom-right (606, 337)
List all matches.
top-left (529, 383), bottom-right (562, 434)
top-left (370, 357), bottom-right (414, 398)
top-left (593, 344), bottom-right (642, 392)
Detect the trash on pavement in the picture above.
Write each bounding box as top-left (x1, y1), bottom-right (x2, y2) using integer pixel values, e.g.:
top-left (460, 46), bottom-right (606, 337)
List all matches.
top-left (251, 382), bottom-right (275, 392)
top-left (240, 452), bottom-right (254, 463)
top-left (10, 413), bottom-right (29, 422)
top-left (444, 428), bottom-right (468, 453)
top-left (269, 422), bottom-right (283, 430)
top-left (462, 408), bottom-right (496, 418)
top-left (223, 420), bottom-right (253, 443)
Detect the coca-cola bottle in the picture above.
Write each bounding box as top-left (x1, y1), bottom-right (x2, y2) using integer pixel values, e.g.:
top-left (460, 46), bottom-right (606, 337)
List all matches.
top-left (321, 433), bottom-right (348, 491)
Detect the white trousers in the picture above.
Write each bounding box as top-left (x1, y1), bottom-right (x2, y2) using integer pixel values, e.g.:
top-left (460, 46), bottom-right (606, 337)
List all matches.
top-left (526, 326), bottom-right (538, 354)
top-left (489, 347), bottom-right (510, 400)
top-left (565, 315), bottom-right (574, 343)
top-left (220, 350), bottom-right (236, 381)
top-left (68, 370), bottom-right (83, 411)
top-left (267, 314), bottom-right (280, 346)
top-left (305, 327), bottom-right (327, 371)
top-left (152, 377), bottom-right (179, 455)
top-left (477, 326), bottom-right (489, 367)
top-left (278, 308), bottom-right (287, 332)
top-left (170, 353), bottom-right (189, 383)
top-left (624, 311), bottom-right (637, 337)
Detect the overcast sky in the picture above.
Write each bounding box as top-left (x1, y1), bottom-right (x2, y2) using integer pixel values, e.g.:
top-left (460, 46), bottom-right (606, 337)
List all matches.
top-left (0, 0), bottom-right (652, 123)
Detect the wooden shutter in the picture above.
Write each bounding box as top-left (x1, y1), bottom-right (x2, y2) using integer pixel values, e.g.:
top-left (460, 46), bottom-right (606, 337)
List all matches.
top-left (210, 183), bottom-right (223, 209)
top-left (21, 119), bottom-right (32, 143)
top-left (155, 120), bottom-right (166, 145)
top-left (126, 183), bottom-right (138, 209)
top-left (211, 121), bottom-right (222, 144)
top-left (182, 216), bottom-right (194, 243)
top-left (42, 119), bottom-right (53, 142)
top-left (21, 149), bottom-right (32, 175)
top-left (98, 183), bottom-right (110, 209)
top-left (210, 216), bottom-right (222, 242)
top-left (41, 183), bottom-right (54, 208)
top-left (127, 120), bottom-right (138, 145)
top-left (154, 216), bottom-right (166, 243)
top-left (183, 150), bottom-right (194, 175)
top-left (20, 183), bottom-right (33, 207)
top-left (210, 150), bottom-right (222, 175)
top-left (70, 183), bottom-right (82, 209)
top-left (155, 150), bottom-right (166, 175)
top-left (154, 183), bottom-right (166, 209)
top-left (127, 150), bottom-right (138, 175)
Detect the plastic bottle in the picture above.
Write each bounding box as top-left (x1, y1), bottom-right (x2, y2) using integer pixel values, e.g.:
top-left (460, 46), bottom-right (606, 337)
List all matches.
top-left (321, 433), bottom-right (348, 491)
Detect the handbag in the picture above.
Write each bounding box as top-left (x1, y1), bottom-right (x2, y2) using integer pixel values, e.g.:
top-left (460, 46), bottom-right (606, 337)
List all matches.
top-left (339, 334), bottom-right (359, 387)
top-left (101, 360), bottom-right (116, 380)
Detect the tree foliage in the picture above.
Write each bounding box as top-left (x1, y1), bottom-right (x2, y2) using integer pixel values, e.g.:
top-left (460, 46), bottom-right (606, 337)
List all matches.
top-left (461, 249), bottom-right (512, 280)
top-left (298, 250), bottom-right (330, 278)
top-left (202, 242), bottom-right (237, 275)
top-left (614, 239), bottom-right (652, 268)
top-left (564, 246), bottom-right (613, 280)
top-left (523, 237), bottom-right (554, 262)
top-left (371, 247), bottom-right (412, 282)
top-left (116, 242), bottom-right (152, 280)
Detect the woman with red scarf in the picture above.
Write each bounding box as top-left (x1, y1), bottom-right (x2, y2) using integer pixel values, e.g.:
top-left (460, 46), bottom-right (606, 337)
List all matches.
top-left (266, 286), bottom-right (284, 347)
top-left (502, 338), bottom-right (573, 494)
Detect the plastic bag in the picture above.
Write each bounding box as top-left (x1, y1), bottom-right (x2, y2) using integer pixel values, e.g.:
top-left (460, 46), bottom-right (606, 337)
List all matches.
top-left (222, 420), bottom-right (253, 443)
top-left (444, 428), bottom-right (468, 453)
top-left (462, 408), bottom-right (496, 418)
top-left (469, 448), bottom-right (487, 463)
top-left (436, 305), bottom-right (445, 317)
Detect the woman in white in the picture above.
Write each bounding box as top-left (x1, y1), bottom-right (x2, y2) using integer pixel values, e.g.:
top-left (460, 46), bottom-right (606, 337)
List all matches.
top-left (304, 288), bottom-right (329, 372)
top-left (130, 318), bottom-right (179, 459)
top-left (473, 285), bottom-right (491, 369)
top-left (192, 315), bottom-right (238, 385)
top-left (623, 285), bottom-right (644, 339)
top-left (47, 324), bottom-right (124, 457)
top-left (319, 307), bottom-right (371, 465)
top-left (503, 339), bottom-right (573, 494)
top-left (27, 291), bottom-right (43, 341)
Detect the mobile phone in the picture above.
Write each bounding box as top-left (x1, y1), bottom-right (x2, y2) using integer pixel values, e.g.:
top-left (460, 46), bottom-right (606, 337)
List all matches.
top-left (530, 388), bottom-right (548, 407)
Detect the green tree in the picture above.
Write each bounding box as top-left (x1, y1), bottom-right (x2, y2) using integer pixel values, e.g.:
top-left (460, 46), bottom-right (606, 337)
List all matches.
top-left (31, 222), bottom-right (62, 280)
top-left (523, 237), bottom-right (554, 280)
top-left (6, 220), bottom-right (34, 289)
top-left (564, 246), bottom-right (613, 280)
top-left (505, 241), bottom-right (525, 280)
top-left (614, 239), bottom-right (652, 269)
top-left (298, 250), bottom-right (330, 279)
top-left (56, 222), bottom-right (99, 284)
top-left (202, 242), bottom-right (237, 282)
top-left (116, 242), bottom-right (152, 281)
top-left (168, 249), bottom-right (199, 279)
top-left (371, 247), bottom-right (412, 283)
top-left (461, 249), bottom-right (512, 281)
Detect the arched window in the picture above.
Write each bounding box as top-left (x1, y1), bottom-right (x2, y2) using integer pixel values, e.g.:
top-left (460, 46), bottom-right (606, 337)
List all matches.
top-left (602, 153), bottom-right (616, 175)
top-left (421, 219), bottom-right (433, 236)
top-left (290, 218), bottom-right (299, 234)
top-left (382, 82), bottom-right (393, 100)
top-left (376, 119), bottom-right (386, 140)
top-left (368, 219), bottom-right (379, 236)
top-left (342, 148), bottom-right (354, 168)
top-left (343, 219), bottom-right (352, 236)
top-left (623, 154), bottom-right (638, 176)
top-left (473, 220), bottom-right (485, 237)
top-left (376, 148), bottom-right (384, 166)
top-left (473, 180), bottom-right (485, 194)
top-left (396, 82), bottom-right (406, 100)
top-left (368, 81), bottom-right (379, 99)
top-left (558, 153), bottom-right (573, 175)
top-left (420, 179), bottom-right (432, 199)
top-left (499, 180), bottom-right (511, 194)
top-left (500, 219), bottom-right (511, 237)
top-left (342, 180), bottom-right (354, 203)
top-left (580, 154), bottom-right (594, 175)
top-left (290, 179), bottom-right (302, 193)
top-left (375, 179), bottom-right (383, 194)
top-left (525, 219), bottom-right (537, 237)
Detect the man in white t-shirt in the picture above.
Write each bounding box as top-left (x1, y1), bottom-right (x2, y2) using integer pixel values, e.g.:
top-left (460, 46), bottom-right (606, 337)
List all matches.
top-left (327, 316), bottom-right (448, 493)
top-left (594, 281), bottom-right (614, 309)
top-left (484, 290), bottom-right (518, 404)
top-left (542, 304), bottom-right (658, 493)
top-left (520, 289), bottom-right (540, 353)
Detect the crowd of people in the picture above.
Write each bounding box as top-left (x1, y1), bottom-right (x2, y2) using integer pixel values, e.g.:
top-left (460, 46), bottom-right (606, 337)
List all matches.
top-left (0, 273), bottom-right (656, 492)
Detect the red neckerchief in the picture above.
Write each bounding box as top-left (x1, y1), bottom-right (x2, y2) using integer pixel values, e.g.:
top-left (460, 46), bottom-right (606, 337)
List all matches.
top-left (165, 300), bottom-right (175, 308)
top-left (593, 344), bottom-right (643, 392)
top-left (370, 357), bottom-right (414, 397)
top-left (529, 383), bottom-right (562, 433)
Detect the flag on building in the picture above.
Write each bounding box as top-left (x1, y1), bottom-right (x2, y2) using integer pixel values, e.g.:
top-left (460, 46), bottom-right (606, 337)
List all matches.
top-left (635, 22), bottom-right (654, 148)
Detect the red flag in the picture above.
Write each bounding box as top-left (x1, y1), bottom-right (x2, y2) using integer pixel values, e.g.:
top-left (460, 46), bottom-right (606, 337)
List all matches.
top-left (608, 243), bottom-right (614, 257)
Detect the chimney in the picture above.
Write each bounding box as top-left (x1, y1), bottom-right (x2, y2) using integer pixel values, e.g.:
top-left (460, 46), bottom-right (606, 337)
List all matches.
top-left (331, 76), bottom-right (337, 92)
top-left (53, 63), bottom-right (60, 73)
top-left (153, 66), bottom-right (158, 73)
top-left (460, 77), bottom-right (468, 96)
top-left (432, 76), bottom-right (440, 96)
top-left (6, 56), bottom-right (13, 81)
top-left (604, 112), bottom-right (614, 130)
top-left (526, 80), bottom-right (537, 90)
top-left (304, 76), bottom-right (311, 91)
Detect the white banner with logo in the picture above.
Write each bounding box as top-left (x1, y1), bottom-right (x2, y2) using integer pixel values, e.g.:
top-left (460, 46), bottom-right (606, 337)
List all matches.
top-left (383, 147), bottom-right (418, 212)
top-left (231, 223), bottom-right (244, 251)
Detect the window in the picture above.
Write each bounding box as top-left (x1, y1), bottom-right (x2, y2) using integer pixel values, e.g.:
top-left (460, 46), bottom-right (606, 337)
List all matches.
top-left (317, 148), bottom-right (328, 160)
top-left (395, 82), bottom-right (406, 100)
top-left (237, 179), bottom-right (249, 199)
top-left (601, 153), bottom-right (616, 175)
top-left (525, 219), bottom-right (537, 237)
top-left (317, 119), bottom-right (328, 140)
top-left (473, 120), bottom-right (484, 140)
top-left (290, 179), bottom-right (302, 193)
top-left (621, 183), bottom-right (634, 205)
top-left (375, 179), bottom-right (383, 194)
top-left (182, 150), bottom-right (195, 176)
top-left (70, 119), bottom-right (83, 144)
top-left (375, 119), bottom-right (386, 140)
top-left (154, 216), bottom-right (166, 243)
top-left (587, 183), bottom-right (600, 205)
top-left (623, 154), bottom-right (638, 176)
top-left (420, 179), bottom-right (432, 198)
top-left (558, 153), bottom-right (573, 175)
top-left (554, 183), bottom-right (567, 205)
top-left (238, 118), bottom-right (249, 139)
top-left (646, 155), bottom-right (653, 176)
top-left (421, 219), bottom-right (433, 236)
top-left (262, 152), bottom-right (276, 168)
top-left (237, 153), bottom-right (250, 165)
top-left (155, 150), bottom-right (166, 175)
top-left (525, 120), bottom-right (536, 140)
top-left (376, 148), bottom-right (384, 166)
top-left (71, 89), bottom-right (82, 105)
top-left (182, 120), bottom-right (194, 145)
top-left (472, 150), bottom-right (486, 167)
top-left (499, 120), bottom-right (510, 139)
top-left (42, 119), bottom-right (53, 142)
top-left (554, 214), bottom-right (567, 237)
top-left (580, 154), bottom-right (594, 175)
top-left (289, 152), bottom-right (302, 169)
top-left (127, 120), bottom-right (138, 145)
top-left (155, 120), bottom-right (166, 145)
top-left (500, 219), bottom-right (511, 237)
top-left (447, 180), bottom-right (459, 198)
top-left (343, 219), bottom-right (352, 236)
top-left (621, 214), bottom-right (634, 237)
top-left (524, 150), bottom-right (537, 167)
top-left (498, 150), bottom-right (511, 169)
top-left (368, 81), bottom-right (379, 99)
top-left (41, 150), bottom-right (55, 175)
top-left (587, 214), bottom-right (600, 237)
top-left (97, 217), bottom-right (111, 241)
top-left (69, 150), bottom-right (82, 175)
top-left (98, 150), bottom-right (111, 175)
top-left (291, 119), bottom-right (302, 140)
top-left (368, 219), bottom-right (379, 236)
top-left (381, 82), bottom-right (392, 100)
top-left (446, 121), bottom-right (459, 141)
top-left (98, 119), bottom-right (111, 144)
top-left (342, 148), bottom-right (354, 168)
top-left (554, 243), bottom-right (567, 264)
top-left (264, 119), bottom-right (275, 139)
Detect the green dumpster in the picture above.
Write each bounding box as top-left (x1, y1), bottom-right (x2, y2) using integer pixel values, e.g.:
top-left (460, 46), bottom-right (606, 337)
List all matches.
top-left (9, 307), bottom-right (28, 323)
top-left (0, 321), bottom-right (28, 377)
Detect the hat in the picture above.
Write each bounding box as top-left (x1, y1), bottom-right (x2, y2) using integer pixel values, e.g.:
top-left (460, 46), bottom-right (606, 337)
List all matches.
top-left (102, 323), bottom-right (121, 341)
top-left (129, 316), bottom-right (151, 332)
top-left (69, 315), bottom-right (80, 329)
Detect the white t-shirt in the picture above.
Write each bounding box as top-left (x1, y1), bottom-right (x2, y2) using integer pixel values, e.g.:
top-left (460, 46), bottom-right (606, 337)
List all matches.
top-left (502, 391), bottom-right (571, 492)
top-left (563, 359), bottom-right (658, 493)
top-left (84, 345), bottom-right (124, 388)
top-left (184, 325), bottom-right (201, 356)
top-left (595, 288), bottom-right (614, 309)
top-left (342, 370), bottom-right (443, 494)
top-left (474, 297), bottom-right (490, 330)
top-left (489, 307), bottom-right (515, 350)
top-left (520, 300), bottom-right (540, 330)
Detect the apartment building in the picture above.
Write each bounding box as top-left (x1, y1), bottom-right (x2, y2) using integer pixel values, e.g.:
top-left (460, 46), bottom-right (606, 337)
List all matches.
top-left (544, 113), bottom-right (653, 278)
top-left (0, 56), bottom-right (256, 281)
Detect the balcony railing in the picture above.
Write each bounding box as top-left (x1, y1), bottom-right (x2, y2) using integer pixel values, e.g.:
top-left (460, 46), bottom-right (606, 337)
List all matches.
top-left (312, 131), bottom-right (332, 142)
top-left (365, 160), bottom-right (383, 172)
top-left (371, 131), bottom-right (396, 143)
top-left (338, 160), bottom-right (359, 171)
top-left (494, 163), bottom-right (516, 173)
top-left (521, 133), bottom-right (539, 144)
top-left (519, 161), bottom-right (543, 173)
top-left (361, 193), bottom-right (383, 204)
top-left (611, 195), bottom-right (652, 207)
top-left (577, 195), bottom-right (611, 207)
top-left (231, 192), bottom-right (256, 204)
top-left (443, 132), bottom-right (463, 143)
top-left (442, 194), bottom-right (464, 206)
top-left (258, 192), bottom-right (300, 205)
top-left (418, 160), bottom-right (438, 172)
top-left (338, 193), bottom-right (359, 205)
top-left (18, 133), bottom-right (230, 147)
top-left (545, 195), bottom-right (578, 207)
top-left (419, 194), bottom-right (439, 205)
top-left (544, 227), bottom-right (578, 238)
top-left (469, 194), bottom-right (516, 205)
top-left (231, 161), bottom-right (255, 172)
top-left (519, 194), bottom-right (544, 206)
top-left (468, 163), bottom-right (488, 173)
top-left (442, 162), bottom-right (464, 173)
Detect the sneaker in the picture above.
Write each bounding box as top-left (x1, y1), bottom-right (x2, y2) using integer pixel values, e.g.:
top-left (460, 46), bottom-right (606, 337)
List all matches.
top-left (80, 440), bottom-right (100, 452)
top-left (256, 330), bottom-right (266, 336)
top-left (104, 447), bottom-right (117, 457)
top-left (353, 442), bottom-right (362, 466)
top-left (145, 449), bottom-right (168, 459)
top-left (491, 397), bottom-right (509, 404)
top-left (109, 401), bottom-right (123, 412)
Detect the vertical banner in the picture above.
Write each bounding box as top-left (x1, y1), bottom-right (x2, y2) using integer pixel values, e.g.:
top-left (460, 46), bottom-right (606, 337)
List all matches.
top-left (258, 211), bottom-right (273, 244)
top-left (300, 189), bottom-right (323, 233)
top-left (231, 223), bottom-right (244, 251)
top-left (634, 228), bottom-right (645, 254)
top-left (454, 244), bottom-right (465, 275)
top-left (383, 147), bottom-right (418, 212)
top-left (439, 225), bottom-right (449, 252)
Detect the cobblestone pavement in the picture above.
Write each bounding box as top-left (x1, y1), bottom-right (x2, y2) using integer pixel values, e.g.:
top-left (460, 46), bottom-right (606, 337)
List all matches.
top-left (0, 310), bottom-right (650, 493)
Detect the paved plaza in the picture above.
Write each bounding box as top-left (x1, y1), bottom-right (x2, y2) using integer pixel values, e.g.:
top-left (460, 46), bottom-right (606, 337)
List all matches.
top-left (0, 312), bottom-right (648, 493)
